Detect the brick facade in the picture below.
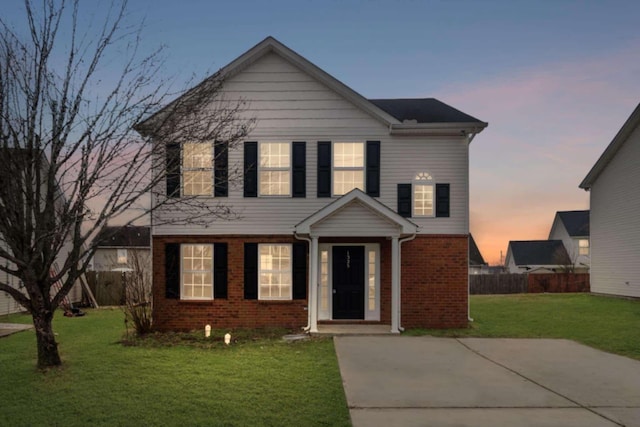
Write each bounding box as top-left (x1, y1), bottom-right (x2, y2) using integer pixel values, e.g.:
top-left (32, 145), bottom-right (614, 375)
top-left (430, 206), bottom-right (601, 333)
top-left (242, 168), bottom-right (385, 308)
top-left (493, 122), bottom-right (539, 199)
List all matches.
top-left (152, 234), bottom-right (469, 331)
top-left (400, 235), bottom-right (469, 329)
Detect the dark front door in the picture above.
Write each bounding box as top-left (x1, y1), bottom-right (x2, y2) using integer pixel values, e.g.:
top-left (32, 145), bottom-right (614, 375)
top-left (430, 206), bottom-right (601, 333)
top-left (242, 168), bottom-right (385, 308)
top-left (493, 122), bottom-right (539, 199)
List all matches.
top-left (332, 246), bottom-right (365, 319)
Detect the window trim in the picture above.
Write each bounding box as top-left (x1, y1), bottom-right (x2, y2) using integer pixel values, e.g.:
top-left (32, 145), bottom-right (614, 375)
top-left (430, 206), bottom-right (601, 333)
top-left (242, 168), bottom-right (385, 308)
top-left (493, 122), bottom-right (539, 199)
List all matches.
top-left (578, 239), bottom-right (590, 256)
top-left (258, 243), bottom-right (293, 301)
top-left (180, 244), bottom-right (214, 300)
top-left (412, 172), bottom-right (435, 217)
top-left (181, 142), bottom-right (214, 197)
top-left (258, 141), bottom-right (292, 197)
top-left (332, 141), bottom-right (365, 196)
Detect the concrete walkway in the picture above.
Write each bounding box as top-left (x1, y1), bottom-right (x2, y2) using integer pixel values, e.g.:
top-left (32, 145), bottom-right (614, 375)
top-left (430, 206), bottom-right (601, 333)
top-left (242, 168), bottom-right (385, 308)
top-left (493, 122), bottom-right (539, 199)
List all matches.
top-left (334, 336), bottom-right (640, 427)
top-left (0, 323), bottom-right (33, 338)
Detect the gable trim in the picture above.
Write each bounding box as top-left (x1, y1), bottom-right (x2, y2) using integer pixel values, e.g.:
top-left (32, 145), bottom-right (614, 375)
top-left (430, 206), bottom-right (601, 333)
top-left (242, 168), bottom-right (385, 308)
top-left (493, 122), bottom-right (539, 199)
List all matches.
top-left (295, 188), bottom-right (417, 236)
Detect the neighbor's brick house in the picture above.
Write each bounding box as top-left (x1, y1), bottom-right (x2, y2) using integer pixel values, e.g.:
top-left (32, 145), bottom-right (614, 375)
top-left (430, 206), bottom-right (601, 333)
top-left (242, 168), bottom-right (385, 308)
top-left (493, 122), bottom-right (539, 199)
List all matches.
top-left (136, 37), bottom-right (487, 333)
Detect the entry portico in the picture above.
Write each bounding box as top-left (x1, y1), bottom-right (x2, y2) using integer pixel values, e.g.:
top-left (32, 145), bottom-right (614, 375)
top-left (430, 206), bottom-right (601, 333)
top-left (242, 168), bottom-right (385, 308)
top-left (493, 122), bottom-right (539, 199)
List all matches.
top-left (295, 189), bottom-right (418, 333)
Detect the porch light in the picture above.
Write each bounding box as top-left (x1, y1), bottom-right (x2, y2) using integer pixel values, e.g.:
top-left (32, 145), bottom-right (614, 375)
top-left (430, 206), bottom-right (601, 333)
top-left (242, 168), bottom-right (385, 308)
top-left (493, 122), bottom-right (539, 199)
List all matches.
top-left (224, 332), bottom-right (231, 345)
top-left (205, 324), bottom-right (211, 338)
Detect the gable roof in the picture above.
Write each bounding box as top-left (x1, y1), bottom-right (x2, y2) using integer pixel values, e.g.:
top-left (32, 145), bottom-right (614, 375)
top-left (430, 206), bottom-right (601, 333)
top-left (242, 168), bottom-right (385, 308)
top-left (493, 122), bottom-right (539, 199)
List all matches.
top-left (508, 240), bottom-right (571, 266)
top-left (580, 103), bottom-right (640, 189)
top-left (295, 188), bottom-right (417, 236)
top-left (136, 37), bottom-right (487, 137)
top-left (557, 210), bottom-right (590, 237)
top-left (95, 226), bottom-right (151, 248)
top-left (469, 234), bottom-right (487, 266)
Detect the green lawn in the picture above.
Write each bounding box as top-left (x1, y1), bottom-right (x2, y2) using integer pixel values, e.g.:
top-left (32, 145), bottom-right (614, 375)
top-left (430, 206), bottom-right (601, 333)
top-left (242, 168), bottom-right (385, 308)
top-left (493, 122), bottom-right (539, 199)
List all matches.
top-left (2, 294), bottom-right (639, 426)
top-left (0, 308), bottom-right (350, 427)
top-left (410, 293), bottom-right (640, 360)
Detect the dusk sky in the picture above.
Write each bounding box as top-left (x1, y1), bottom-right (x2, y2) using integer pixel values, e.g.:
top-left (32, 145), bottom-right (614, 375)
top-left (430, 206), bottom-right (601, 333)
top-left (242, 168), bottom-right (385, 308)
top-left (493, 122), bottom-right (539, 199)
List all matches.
top-left (5, 0), bottom-right (640, 264)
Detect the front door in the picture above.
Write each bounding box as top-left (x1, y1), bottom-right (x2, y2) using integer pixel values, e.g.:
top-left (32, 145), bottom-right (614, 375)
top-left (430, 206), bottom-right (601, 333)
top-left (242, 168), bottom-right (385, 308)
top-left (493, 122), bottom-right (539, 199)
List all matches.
top-left (332, 246), bottom-right (365, 319)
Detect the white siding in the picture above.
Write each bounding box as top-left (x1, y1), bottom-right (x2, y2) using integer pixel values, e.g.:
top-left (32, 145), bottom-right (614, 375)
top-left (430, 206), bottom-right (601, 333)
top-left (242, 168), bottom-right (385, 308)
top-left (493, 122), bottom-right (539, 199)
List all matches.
top-left (153, 52), bottom-right (470, 237)
top-left (0, 240), bottom-right (26, 315)
top-left (311, 201), bottom-right (400, 237)
top-left (548, 218), bottom-right (590, 269)
top-left (590, 123), bottom-right (640, 297)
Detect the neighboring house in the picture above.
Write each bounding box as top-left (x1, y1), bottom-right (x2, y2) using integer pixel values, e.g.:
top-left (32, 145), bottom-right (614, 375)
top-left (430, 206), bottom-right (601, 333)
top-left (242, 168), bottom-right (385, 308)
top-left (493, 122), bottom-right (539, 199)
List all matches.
top-left (548, 210), bottom-right (590, 272)
top-left (469, 234), bottom-right (488, 274)
top-left (136, 37), bottom-right (487, 332)
top-left (504, 240), bottom-right (572, 274)
top-left (0, 151), bottom-right (84, 316)
top-left (92, 226), bottom-right (151, 272)
top-left (580, 103), bottom-right (640, 298)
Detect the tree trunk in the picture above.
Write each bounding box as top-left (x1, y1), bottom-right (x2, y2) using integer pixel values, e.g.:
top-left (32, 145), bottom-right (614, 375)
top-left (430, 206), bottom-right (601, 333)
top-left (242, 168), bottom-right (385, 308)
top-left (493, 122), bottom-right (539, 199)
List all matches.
top-left (32, 309), bottom-right (62, 368)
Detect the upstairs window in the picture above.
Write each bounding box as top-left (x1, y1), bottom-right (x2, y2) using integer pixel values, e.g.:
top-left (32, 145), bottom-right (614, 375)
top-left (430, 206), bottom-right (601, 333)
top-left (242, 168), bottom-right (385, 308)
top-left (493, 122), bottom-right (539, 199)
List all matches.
top-left (117, 249), bottom-right (128, 265)
top-left (259, 142), bottom-right (290, 196)
top-left (578, 239), bottom-right (589, 255)
top-left (413, 172), bottom-right (434, 217)
top-left (182, 143), bottom-right (213, 196)
top-left (333, 142), bottom-right (364, 195)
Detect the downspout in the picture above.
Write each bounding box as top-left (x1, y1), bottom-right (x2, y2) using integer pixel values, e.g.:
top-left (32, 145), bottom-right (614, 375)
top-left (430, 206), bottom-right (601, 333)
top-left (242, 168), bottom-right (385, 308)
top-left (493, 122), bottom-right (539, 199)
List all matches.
top-left (294, 233), bottom-right (312, 332)
top-left (397, 233), bottom-right (417, 332)
top-left (466, 132), bottom-right (474, 322)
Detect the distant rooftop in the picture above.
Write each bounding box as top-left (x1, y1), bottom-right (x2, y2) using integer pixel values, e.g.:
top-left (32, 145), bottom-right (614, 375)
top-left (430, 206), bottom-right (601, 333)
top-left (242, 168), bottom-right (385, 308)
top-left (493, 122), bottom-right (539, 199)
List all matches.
top-left (95, 226), bottom-right (150, 248)
top-left (509, 240), bottom-right (571, 266)
top-left (557, 210), bottom-right (589, 237)
top-left (469, 234), bottom-right (487, 266)
top-left (369, 98), bottom-right (484, 124)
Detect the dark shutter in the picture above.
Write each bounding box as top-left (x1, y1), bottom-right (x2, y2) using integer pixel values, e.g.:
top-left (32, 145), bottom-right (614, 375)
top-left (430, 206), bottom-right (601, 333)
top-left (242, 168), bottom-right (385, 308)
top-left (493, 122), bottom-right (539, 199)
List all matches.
top-left (366, 141), bottom-right (380, 197)
top-left (292, 141), bottom-right (306, 198)
top-left (317, 141), bottom-right (331, 197)
top-left (214, 141), bottom-right (228, 197)
top-left (166, 143), bottom-right (180, 198)
top-left (292, 242), bottom-right (308, 299)
top-left (213, 243), bottom-right (228, 299)
top-left (244, 243), bottom-right (258, 299)
top-left (436, 183), bottom-right (450, 217)
top-left (397, 184), bottom-right (412, 218)
top-left (165, 243), bottom-right (180, 299)
top-left (244, 142), bottom-right (258, 197)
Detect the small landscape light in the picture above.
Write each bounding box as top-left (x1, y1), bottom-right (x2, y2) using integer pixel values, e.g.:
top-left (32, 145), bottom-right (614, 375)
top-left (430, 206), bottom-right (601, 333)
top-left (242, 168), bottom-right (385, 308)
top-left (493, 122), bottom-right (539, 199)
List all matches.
top-left (224, 332), bottom-right (231, 345)
top-left (205, 324), bottom-right (211, 338)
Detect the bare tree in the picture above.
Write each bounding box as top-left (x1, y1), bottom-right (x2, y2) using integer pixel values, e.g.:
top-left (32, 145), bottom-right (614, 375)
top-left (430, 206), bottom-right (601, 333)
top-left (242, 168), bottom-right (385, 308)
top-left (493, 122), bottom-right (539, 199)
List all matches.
top-left (0, 0), bottom-right (252, 368)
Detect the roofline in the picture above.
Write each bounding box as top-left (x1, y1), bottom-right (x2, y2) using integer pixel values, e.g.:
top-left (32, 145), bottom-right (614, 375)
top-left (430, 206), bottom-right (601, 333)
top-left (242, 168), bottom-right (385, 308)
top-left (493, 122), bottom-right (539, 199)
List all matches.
top-left (580, 102), bottom-right (640, 189)
top-left (136, 36), bottom-right (402, 133)
top-left (389, 121), bottom-right (488, 136)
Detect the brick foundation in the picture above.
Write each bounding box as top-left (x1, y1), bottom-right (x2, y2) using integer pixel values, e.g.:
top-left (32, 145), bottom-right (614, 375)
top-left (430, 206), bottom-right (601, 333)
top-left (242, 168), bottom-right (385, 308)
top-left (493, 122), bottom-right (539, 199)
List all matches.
top-left (152, 234), bottom-right (469, 331)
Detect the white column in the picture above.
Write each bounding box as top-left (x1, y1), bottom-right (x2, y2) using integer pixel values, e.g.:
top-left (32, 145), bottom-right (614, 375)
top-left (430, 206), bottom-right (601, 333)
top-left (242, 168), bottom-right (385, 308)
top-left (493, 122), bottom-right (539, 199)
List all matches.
top-left (309, 235), bottom-right (319, 333)
top-left (391, 236), bottom-right (400, 333)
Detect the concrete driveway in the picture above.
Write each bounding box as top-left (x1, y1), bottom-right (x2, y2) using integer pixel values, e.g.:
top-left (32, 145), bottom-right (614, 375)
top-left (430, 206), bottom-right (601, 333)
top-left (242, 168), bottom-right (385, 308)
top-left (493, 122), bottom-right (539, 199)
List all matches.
top-left (334, 336), bottom-right (640, 427)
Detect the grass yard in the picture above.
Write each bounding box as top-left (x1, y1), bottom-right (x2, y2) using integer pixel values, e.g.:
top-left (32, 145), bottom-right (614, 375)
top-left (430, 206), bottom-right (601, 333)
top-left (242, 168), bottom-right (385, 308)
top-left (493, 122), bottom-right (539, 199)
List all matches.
top-left (0, 309), bottom-right (351, 427)
top-left (410, 293), bottom-right (640, 360)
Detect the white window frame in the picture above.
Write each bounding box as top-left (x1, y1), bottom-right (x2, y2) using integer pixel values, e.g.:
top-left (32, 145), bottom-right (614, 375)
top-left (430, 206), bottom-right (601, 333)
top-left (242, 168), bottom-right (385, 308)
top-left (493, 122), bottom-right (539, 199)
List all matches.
top-left (317, 243), bottom-right (380, 321)
top-left (180, 244), bottom-right (214, 300)
top-left (258, 142), bottom-right (291, 197)
top-left (332, 142), bottom-right (365, 196)
top-left (413, 171), bottom-right (435, 217)
top-left (578, 239), bottom-right (590, 256)
top-left (182, 142), bottom-right (214, 196)
top-left (258, 244), bottom-right (292, 301)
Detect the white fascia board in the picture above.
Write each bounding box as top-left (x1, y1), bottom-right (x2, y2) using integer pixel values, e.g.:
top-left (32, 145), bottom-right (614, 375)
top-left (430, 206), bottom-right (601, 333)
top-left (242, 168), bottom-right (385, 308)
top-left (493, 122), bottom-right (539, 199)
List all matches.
top-left (390, 122), bottom-right (488, 136)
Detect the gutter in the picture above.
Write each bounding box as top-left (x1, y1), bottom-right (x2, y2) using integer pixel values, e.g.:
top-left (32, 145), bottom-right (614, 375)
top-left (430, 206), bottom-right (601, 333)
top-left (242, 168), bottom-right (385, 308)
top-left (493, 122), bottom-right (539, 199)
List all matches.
top-left (397, 233), bottom-right (417, 332)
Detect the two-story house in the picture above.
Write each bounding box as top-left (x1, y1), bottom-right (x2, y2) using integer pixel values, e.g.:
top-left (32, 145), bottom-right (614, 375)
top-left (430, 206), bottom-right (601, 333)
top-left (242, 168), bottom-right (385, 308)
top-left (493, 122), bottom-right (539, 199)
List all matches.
top-left (136, 37), bottom-right (487, 333)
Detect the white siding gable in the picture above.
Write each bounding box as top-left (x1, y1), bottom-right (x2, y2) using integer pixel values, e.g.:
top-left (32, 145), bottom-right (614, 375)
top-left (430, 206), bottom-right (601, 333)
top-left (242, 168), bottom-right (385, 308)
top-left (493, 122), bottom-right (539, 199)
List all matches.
top-left (311, 200), bottom-right (400, 237)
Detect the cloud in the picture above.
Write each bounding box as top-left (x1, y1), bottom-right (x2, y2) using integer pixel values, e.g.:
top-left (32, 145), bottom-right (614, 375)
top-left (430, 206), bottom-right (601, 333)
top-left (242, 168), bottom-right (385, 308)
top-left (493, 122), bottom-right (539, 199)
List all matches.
top-left (436, 42), bottom-right (640, 264)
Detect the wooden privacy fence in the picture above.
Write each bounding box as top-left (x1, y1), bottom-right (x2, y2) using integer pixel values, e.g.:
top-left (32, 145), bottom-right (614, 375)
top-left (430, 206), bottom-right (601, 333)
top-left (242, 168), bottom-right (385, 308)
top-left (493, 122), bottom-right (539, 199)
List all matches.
top-left (470, 273), bottom-right (590, 295)
top-left (85, 271), bottom-right (125, 306)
